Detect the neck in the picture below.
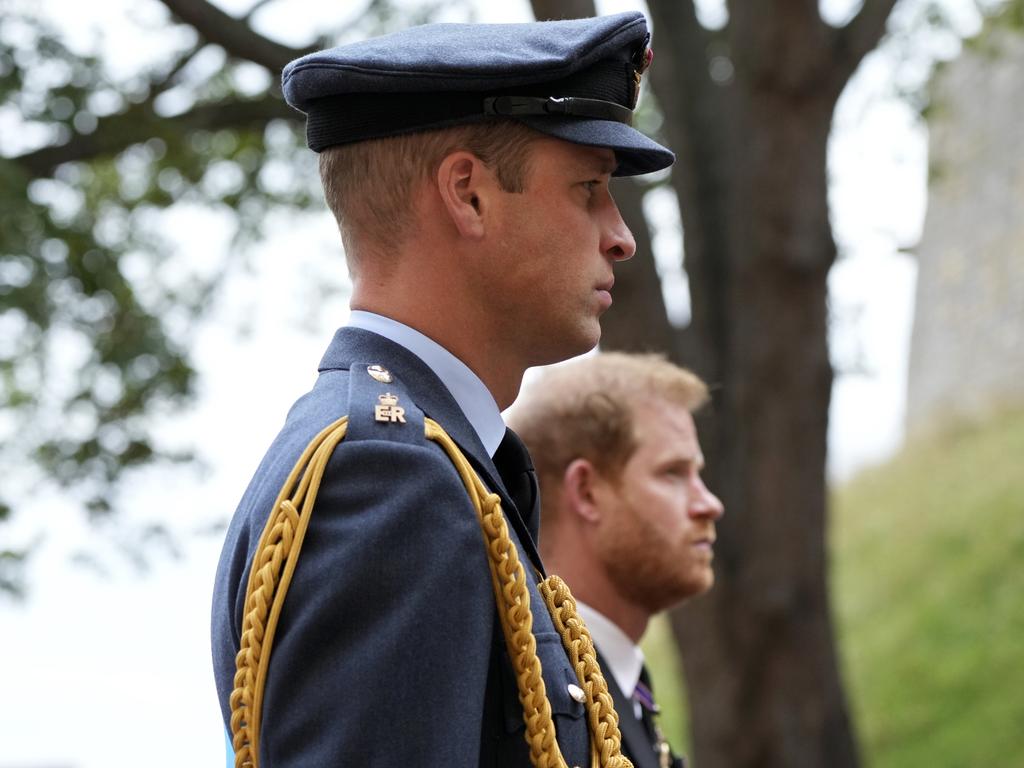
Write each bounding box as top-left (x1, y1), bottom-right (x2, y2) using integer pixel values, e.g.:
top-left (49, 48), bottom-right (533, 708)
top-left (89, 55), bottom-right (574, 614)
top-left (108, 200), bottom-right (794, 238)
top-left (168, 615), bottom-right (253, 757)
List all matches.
top-left (543, 543), bottom-right (650, 644)
top-left (351, 282), bottom-right (527, 410)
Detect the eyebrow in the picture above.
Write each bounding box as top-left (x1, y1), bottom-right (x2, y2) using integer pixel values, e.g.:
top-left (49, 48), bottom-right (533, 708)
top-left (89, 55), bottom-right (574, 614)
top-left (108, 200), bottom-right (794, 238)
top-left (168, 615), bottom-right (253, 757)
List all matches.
top-left (668, 452), bottom-right (706, 471)
top-left (577, 149), bottom-right (618, 176)
top-left (594, 154), bottom-right (618, 176)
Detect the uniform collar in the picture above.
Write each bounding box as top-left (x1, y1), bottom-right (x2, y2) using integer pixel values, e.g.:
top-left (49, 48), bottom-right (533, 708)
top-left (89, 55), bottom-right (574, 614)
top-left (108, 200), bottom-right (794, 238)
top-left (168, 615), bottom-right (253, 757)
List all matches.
top-left (346, 311), bottom-right (506, 458)
top-left (575, 600), bottom-right (645, 702)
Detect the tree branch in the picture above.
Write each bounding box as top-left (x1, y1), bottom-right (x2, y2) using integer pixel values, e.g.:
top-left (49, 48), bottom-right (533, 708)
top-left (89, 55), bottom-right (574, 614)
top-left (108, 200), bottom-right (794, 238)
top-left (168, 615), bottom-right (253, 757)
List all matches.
top-left (647, 0), bottom-right (715, 120)
top-left (10, 95), bottom-right (299, 178)
top-left (727, 0), bottom-right (826, 44)
top-left (242, 0), bottom-right (278, 23)
top-left (646, 0), bottom-right (737, 381)
top-left (529, 0), bottom-right (595, 20)
top-left (150, 40), bottom-right (206, 95)
top-left (156, 0), bottom-right (314, 71)
top-left (830, 0), bottom-right (899, 87)
top-left (599, 177), bottom-right (689, 362)
top-left (728, 0), bottom-right (834, 92)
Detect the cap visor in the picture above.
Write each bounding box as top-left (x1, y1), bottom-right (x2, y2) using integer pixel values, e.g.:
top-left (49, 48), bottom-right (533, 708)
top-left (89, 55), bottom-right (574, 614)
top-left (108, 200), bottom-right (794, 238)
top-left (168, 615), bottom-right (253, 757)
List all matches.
top-left (515, 116), bottom-right (674, 176)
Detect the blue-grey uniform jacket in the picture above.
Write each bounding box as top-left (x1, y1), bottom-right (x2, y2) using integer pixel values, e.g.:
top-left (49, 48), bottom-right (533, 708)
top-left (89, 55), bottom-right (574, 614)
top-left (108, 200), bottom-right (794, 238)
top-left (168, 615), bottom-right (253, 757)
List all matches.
top-left (211, 327), bottom-right (590, 766)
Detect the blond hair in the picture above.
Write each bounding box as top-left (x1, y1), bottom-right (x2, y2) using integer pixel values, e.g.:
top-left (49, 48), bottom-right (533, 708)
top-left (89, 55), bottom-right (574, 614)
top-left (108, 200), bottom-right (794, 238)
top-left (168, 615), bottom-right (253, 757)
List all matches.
top-left (509, 352), bottom-right (708, 495)
top-left (319, 120), bottom-right (541, 262)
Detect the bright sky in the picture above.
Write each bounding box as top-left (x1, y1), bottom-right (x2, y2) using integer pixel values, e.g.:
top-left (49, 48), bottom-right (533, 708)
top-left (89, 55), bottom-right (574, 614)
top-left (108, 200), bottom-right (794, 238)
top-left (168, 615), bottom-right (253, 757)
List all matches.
top-left (0, 0), bottom-right (965, 766)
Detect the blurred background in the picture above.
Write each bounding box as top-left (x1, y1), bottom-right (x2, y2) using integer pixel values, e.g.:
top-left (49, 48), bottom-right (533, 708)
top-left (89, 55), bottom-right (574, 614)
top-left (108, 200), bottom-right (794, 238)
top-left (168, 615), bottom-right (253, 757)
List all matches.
top-left (1, 0), bottom-right (1021, 766)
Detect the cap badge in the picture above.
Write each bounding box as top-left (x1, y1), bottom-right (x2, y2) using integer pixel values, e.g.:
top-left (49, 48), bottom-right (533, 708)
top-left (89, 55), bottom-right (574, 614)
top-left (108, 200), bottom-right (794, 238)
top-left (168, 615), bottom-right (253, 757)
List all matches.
top-left (367, 364), bottom-right (393, 383)
top-left (374, 392), bottom-right (406, 424)
top-left (631, 45), bottom-right (654, 108)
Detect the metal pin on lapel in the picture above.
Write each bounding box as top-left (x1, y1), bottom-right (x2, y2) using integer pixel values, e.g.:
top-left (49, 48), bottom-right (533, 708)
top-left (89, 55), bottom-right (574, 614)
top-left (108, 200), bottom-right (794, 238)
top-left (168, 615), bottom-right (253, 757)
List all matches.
top-left (367, 364), bottom-right (393, 383)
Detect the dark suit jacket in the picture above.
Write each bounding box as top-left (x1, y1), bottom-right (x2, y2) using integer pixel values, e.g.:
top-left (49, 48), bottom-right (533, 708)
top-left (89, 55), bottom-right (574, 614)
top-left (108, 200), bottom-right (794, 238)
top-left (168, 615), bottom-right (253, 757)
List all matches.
top-left (600, 655), bottom-right (685, 768)
top-left (211, 327), bottom-right (589, 766)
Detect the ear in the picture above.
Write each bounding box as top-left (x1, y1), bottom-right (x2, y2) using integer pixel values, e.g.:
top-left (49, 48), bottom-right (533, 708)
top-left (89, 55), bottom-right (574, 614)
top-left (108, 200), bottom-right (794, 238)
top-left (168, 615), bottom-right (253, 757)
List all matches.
top-left (436, 150), bottom-right (494, 240)
top-left (562, 458), bottom-right (605, 524)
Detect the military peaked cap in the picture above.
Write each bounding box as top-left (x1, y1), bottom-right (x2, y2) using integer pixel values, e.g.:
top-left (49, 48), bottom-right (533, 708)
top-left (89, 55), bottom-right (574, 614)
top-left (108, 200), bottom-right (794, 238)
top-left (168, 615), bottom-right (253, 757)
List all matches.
top-left (282, 12), bottom-right (674, 176)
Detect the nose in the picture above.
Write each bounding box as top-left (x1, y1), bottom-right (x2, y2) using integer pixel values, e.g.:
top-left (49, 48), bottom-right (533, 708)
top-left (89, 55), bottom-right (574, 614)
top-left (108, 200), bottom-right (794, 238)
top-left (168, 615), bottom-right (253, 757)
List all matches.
top-left (689, 476), bottom-right (725, 521)
top-left (601, 196), bottom-right (636, 262)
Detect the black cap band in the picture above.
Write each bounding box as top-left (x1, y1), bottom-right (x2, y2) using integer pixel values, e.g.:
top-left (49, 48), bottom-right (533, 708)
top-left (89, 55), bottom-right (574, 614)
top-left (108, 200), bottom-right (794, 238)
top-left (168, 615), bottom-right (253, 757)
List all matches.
top-left (483, 96), bottom-right (633, 126)
top-left (304, 58), bottom-right (638, 152)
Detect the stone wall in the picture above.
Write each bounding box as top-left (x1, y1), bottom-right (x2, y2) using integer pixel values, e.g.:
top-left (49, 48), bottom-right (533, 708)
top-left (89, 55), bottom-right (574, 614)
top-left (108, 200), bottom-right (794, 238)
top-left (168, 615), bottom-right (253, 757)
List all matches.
top-left (907, 29), bottom-right (1024, 436)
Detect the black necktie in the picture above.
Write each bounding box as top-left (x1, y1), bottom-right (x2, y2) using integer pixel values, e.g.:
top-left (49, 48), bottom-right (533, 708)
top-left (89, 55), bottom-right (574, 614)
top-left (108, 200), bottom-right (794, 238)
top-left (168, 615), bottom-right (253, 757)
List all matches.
top-left (491, 428), bottom-right (539, 537)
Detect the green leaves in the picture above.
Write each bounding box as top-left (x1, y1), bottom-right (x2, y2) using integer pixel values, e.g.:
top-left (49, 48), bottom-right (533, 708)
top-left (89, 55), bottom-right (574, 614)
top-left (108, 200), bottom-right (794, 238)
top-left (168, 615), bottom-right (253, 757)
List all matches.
top-left (0, 4), bottom-right (312, 593)
top-left (0, 0), bottom-right (472, 596)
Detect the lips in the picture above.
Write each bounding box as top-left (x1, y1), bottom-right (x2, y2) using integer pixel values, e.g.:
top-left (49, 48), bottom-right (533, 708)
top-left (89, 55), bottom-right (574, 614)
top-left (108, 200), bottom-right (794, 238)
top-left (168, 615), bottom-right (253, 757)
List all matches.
top-left (595, 278), bottom-right (614, 310)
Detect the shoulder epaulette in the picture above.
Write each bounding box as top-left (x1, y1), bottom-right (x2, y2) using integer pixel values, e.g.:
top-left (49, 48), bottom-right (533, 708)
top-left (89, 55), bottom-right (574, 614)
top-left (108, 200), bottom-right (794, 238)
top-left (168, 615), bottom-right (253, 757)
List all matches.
top-left (229, 366), bottom-right (627, 768)
top-left (343, 362), bottom-right (425, 446)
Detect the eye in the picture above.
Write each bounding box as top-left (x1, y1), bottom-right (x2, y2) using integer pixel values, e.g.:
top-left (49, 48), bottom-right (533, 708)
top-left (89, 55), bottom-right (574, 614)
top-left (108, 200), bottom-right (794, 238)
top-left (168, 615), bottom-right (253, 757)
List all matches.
top-left (662, 461), bottom-right (696, 479)
top-left (582, 180), bottom-right (601, 193)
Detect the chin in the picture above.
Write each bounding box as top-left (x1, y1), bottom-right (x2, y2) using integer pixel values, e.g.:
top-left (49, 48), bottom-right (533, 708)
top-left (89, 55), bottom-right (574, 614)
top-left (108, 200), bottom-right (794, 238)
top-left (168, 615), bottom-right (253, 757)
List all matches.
top-left (676, 572), bottom-right (715, 602)
top-left (532, 331), bottom-right (600, 367)
top-left (695, 572), bottom-right (715, 595)
top-left (574, 321), bottom-right (602, 355)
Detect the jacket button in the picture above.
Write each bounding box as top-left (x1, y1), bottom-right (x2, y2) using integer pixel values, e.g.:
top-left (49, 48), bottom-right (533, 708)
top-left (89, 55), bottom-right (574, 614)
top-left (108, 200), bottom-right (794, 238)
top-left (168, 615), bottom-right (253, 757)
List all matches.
top-left (567, 683), bottom-right (586, 703)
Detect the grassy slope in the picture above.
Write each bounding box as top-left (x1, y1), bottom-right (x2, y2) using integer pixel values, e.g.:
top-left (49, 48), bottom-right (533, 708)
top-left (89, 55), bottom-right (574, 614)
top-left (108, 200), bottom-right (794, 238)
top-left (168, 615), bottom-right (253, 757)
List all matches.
top-left (641, 408), bottom-right (1024, 766)
top-left (833, 408), bottom-right (1024, 767)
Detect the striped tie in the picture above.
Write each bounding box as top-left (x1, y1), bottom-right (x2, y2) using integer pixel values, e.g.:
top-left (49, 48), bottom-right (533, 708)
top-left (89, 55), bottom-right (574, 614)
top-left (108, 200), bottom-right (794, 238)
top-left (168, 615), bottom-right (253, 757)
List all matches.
top-left (633, 672), bottom-right (678, 768)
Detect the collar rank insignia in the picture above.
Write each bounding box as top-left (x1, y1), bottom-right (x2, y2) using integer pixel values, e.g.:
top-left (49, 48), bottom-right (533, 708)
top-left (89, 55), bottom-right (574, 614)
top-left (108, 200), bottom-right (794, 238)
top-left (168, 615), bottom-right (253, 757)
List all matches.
top-left (374, 392), bottom-right (406, 424)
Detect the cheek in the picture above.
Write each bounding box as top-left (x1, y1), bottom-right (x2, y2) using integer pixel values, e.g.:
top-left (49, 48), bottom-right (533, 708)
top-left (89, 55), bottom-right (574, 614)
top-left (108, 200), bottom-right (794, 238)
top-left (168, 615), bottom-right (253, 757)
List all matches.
top-left (634, 483), bottom-right (689, 538)
top-left (541, 195), bottom-right (597, 238)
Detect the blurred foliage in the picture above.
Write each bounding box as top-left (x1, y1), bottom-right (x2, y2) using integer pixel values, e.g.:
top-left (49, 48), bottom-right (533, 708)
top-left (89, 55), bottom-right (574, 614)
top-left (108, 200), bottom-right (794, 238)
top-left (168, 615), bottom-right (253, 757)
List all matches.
top-left (876, 0), bottom-right (1018, 117)
top-left (832, 407), bottom-right (1024, 766)
top-left (0, 9), bottom-right (308, 597)
top-left (966, 0), bottom-right (1024, 48)
top-left (0, 0), bottom-right (459, 597)
top-left (990, 0), bottom-right (1024, 27)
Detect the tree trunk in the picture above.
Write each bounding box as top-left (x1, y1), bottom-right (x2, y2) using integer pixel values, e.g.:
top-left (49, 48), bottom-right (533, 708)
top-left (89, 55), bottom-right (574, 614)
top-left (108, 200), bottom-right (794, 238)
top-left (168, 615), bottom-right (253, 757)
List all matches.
top-left (600, 178), bottom-right (690, 360)
top-left (642, 2), bottom-right (868, 765)
top-left (669, 104), bottom-right (857, 758)
top-left (533, 0), bottom-right (898, 765)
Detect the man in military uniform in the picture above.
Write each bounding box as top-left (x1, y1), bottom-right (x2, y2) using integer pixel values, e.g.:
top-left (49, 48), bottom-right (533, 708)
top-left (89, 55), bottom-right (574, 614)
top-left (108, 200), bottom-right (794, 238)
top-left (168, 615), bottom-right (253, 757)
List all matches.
top-left (211, 12), bottom-right (673, 767)
top-left (508, 353), bottom-right (726, 768)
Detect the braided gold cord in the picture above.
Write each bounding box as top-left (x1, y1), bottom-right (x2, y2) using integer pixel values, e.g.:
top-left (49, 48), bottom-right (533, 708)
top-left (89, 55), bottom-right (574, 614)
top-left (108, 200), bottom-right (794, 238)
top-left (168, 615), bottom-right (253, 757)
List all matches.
top-left (230, 417), bottom-right (349, 768)
top-left (541, 576), bottom-right (632, 768)
top-left (426, 419), bottom-right (630, 768)
top-left (426, 420), bottom-right (559, 765)
top-left (229, 415), bottom-right (629, 768)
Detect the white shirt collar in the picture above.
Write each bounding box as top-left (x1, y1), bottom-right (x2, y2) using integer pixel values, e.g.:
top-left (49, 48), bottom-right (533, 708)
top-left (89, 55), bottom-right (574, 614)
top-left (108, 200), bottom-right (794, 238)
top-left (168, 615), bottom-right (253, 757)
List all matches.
top-left (575, 600), bottom-right (645, 703)
top-left (346, 310), bottom-right (506, 457)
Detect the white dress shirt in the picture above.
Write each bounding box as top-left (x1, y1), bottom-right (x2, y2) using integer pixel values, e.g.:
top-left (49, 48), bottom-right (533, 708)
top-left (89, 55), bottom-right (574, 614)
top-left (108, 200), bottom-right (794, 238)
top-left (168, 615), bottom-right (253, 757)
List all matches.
top-left (575, 600), bottom-right (646, 719)
top-left (346, 310), bottom-right (506, 458)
